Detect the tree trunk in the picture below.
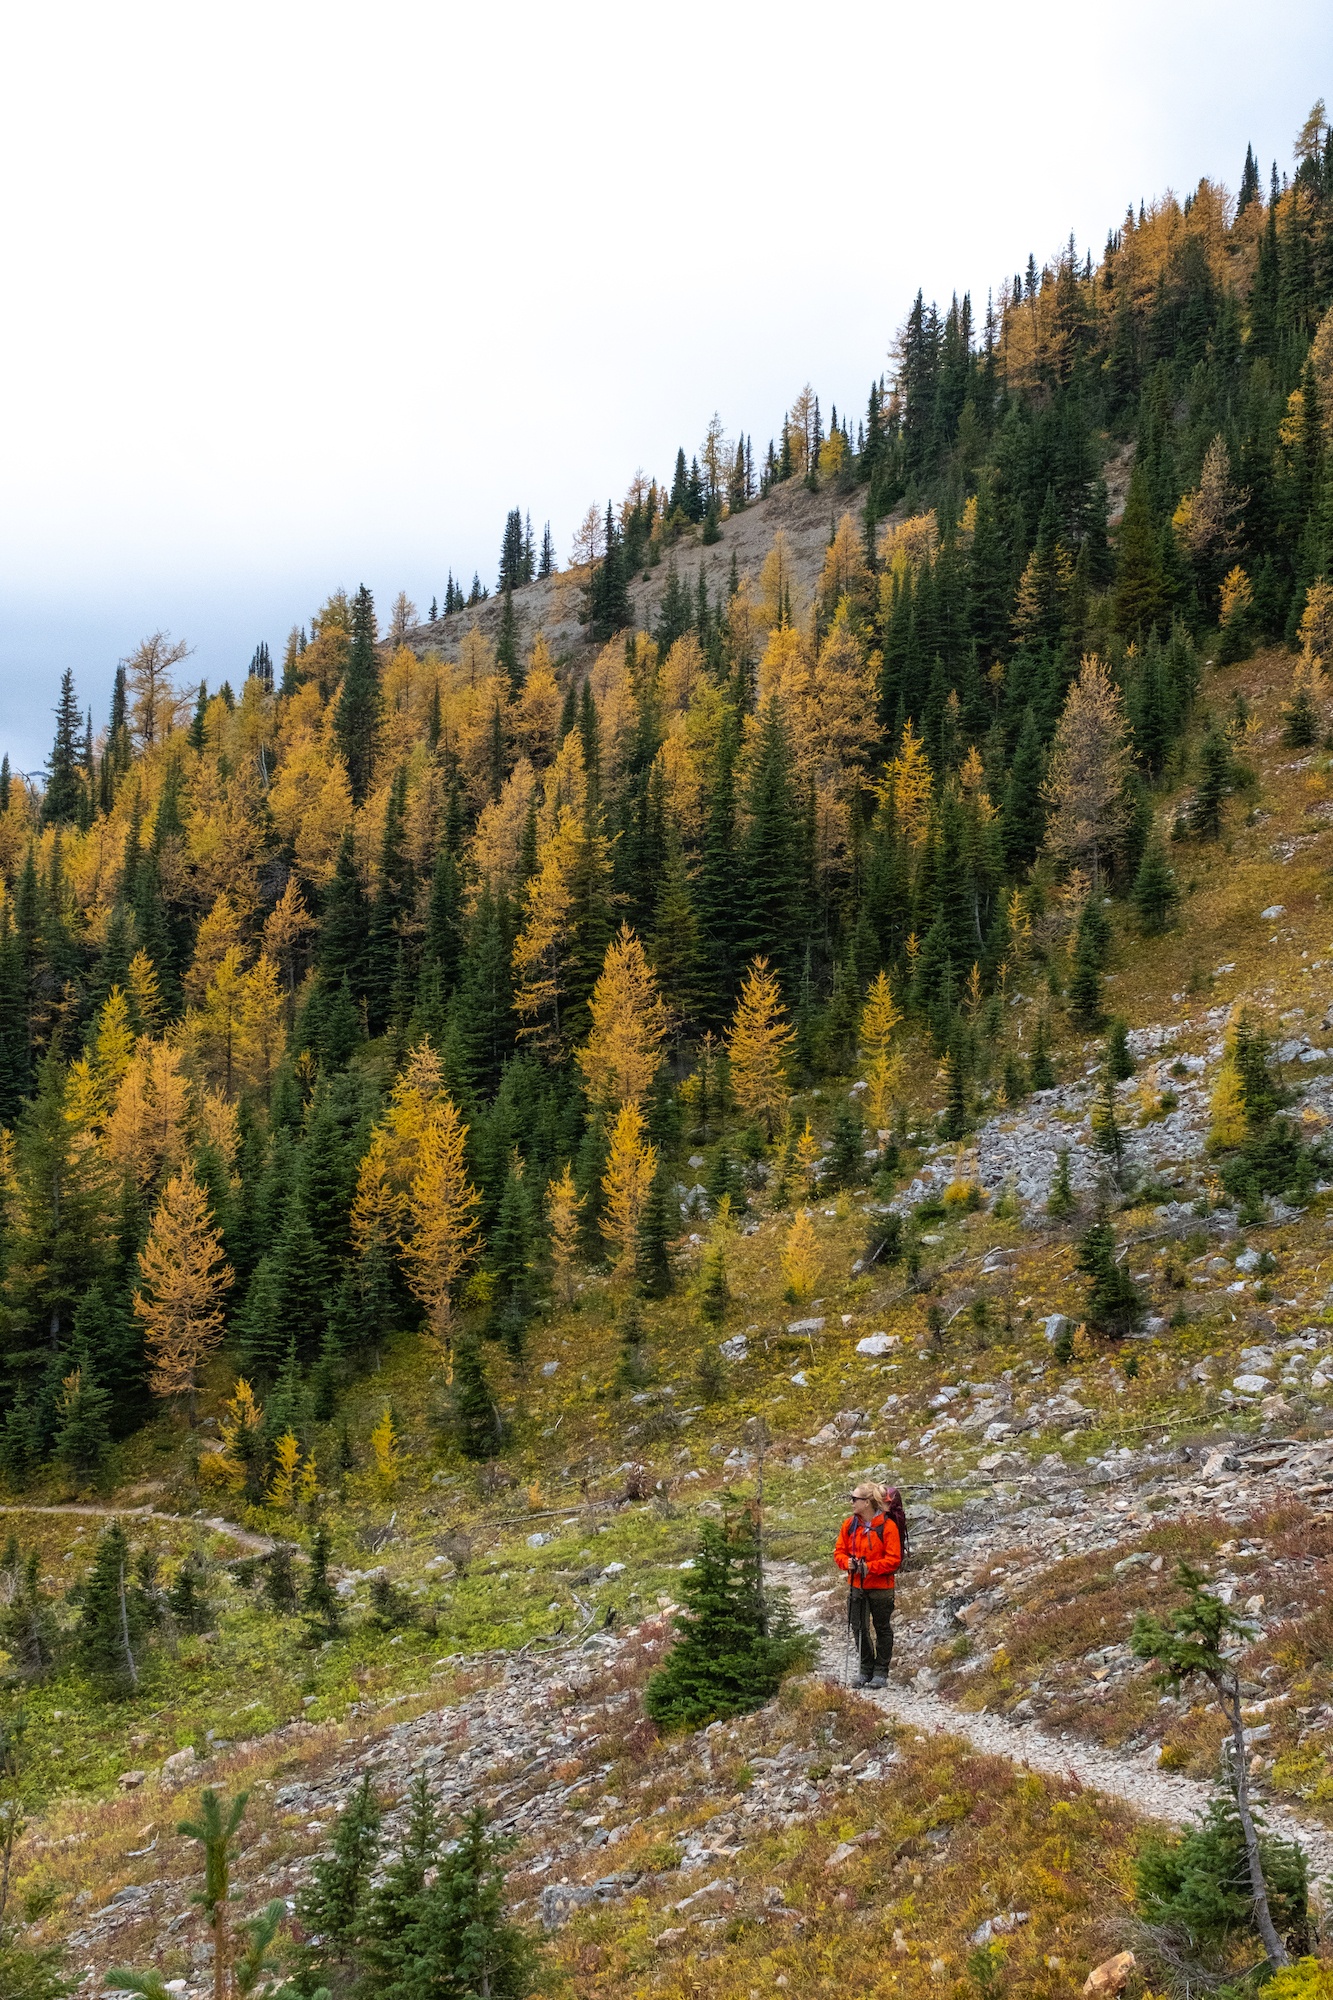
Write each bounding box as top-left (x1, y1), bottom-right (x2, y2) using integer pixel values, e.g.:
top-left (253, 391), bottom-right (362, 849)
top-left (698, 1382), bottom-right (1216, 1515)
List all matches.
top-left (117, 1560), bottom-right (139, 1690)
top-left (1218, 1671), bottom-right (1288, 1967)
top-left (212, 1902), bottom-right (228, 2000)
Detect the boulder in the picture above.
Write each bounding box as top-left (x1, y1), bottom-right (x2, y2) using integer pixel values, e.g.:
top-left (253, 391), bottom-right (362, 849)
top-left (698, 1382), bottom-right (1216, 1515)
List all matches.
top-left (1082, 1952), bottom-right (1136, 1998)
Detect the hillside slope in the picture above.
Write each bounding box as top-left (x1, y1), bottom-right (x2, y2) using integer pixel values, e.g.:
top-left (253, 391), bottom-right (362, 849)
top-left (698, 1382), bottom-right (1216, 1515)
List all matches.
top-left (7, 104), bottom-right (1333, 2000)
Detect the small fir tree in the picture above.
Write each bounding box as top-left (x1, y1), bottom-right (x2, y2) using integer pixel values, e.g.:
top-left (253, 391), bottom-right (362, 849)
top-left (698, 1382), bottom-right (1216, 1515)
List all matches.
top-left (1076, 1207), bottom-right (1143, 1335)
top-left (1030, 1012), bottom-right (1057, 1090)
top-left (1132, 836), bottom-right (1180, 934)
top-left (301, 1524), bottom-right (344, 1643)
top-left (940, 1045), bottom-right (968, 1140)
top-left (295, 1772), bottom-right (382, 1969)
top-left (1190, 724), bottom-right (1232, 839)
top-left (1105, 1018), bottom-right (1136, 1081)
top-left (698, 1225), bottom-right (730, 1328)
top-left (827, 1101), bottom-right (865, 1187)
top-left (635, 1157), bottom-right (676, 1298)
top-left (167, 1555), bottom-right (212, 1634)
top-left (74, 1520), bottom-right (144, 1694)
top-left (644, 1517), bottom-right (814, 1730)
top-left (1067, 903), bottom-right (1106, 1026)
top-left (378, 1807), bottom-right (534, 2000)
top-left (452, 1335), bottom-right (502, 1461)
top-left (1046, 1148), bottom-right (1076, 1219)
top-left (53, 1345), bottom-right (113, 1477)
top-left (264, 1544), bottom-right (298, 1616)
top-left (112, 1788), bottom-right (253, 2000)
top-left (0, 1548), bottom-right (57, 1680)
top-left (1091, 1068), bottom-right (1127, 1179)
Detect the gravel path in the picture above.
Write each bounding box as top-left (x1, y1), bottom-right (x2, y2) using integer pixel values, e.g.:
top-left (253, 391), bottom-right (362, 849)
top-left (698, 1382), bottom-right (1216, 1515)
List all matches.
top-left (0, 1502), bottom-right (275, 1553)
top-left (775, 1562), bottom-right (1333, 1880)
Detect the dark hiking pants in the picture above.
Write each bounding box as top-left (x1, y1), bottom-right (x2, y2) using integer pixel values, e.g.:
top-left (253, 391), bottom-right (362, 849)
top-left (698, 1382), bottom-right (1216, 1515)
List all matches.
top-left (850, 1588), bottom-right (894, 1678)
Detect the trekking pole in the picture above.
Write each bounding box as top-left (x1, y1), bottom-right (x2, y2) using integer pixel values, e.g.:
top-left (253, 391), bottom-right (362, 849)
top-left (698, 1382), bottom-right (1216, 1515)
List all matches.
top-left (844, 1585), bottom-right (854, 1690)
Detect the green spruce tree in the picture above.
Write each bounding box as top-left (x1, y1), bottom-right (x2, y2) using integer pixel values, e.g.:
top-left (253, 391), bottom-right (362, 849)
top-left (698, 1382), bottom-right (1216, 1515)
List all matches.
top-left (644, 1517), bottom-right (814, 1730)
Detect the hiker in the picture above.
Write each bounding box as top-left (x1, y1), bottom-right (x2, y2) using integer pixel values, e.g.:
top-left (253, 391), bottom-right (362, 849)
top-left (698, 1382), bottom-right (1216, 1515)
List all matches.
top-left (834, 1480), bottom-right (903, 1689)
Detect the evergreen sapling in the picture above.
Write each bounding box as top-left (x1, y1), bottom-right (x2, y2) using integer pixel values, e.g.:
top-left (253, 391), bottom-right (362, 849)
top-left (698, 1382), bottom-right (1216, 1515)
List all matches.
top-left (644, 1516), bottom-right (815, 1730)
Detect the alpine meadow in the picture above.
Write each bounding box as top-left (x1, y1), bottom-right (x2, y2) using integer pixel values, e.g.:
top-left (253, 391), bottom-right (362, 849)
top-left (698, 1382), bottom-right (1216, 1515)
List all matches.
top-left (15, 96), bottom-right (1333, 2000)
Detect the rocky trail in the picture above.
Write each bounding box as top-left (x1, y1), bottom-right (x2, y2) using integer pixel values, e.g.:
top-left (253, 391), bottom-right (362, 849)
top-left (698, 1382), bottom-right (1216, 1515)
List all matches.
top-left (775, 1562), bottom-right (1333, 1882)
top-left (0, 1503), bottom-right (276, 1554)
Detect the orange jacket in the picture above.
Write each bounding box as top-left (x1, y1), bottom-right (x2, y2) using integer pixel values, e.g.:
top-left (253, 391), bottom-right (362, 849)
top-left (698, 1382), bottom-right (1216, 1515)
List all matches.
top-left (835, 1511), bottom-right (902, 1592)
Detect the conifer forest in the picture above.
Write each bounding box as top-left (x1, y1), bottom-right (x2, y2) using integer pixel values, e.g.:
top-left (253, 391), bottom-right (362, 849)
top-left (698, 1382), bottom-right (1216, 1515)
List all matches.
top-left (11, 99), bottom-right (1333, 2000)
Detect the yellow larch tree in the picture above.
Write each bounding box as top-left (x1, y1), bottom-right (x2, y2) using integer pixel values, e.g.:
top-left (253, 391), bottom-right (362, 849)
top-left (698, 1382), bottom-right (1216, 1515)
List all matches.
top-left (782, 1208), bottom-right (820, 1304)
top-left (875, 719), bottom-right (933, 848)
top-left (577, 923), bottom-right (671, 1115)
top-left (370, 1405), bottom-right (402, 1494)
top-left (214, 1377), bottom-right (263, 1492)
top-left (515, 635), bottom-right (562, 768)
top-left (794, 1117), bottom-right (822, 1189)
top-left (402, 1095), bottom-right (482, 1352)
top-left (600, 1102), bottom-right (657, 1285)
top-left (859, 970), bottom-right (904, 1132)
top-left (818, 511), bottom-right (870, 615)
top-left (185, 891), bottom-right (245, 1005)
top-left (546, 1161), bottom-right (584, 1303)
top-left (350, 1038), bottom-right (447, 1255)
top-left (235, 953), bottom-right (286, 1100)
top-left (1299, 577), bottom-right (1333, 670)
top-left (295, 759), bottom-right (356, 888)
top-left (727, 956), bottom-right (795, 1137)
top-left (1219, 566), bottom-right (1253, 632)
top-left (91, 988), bottom-right (137, 1105)
top-left (128, 948), bottom-right (163, 1032)
top-left (351, 1130), bottom-right (401, 1261)
top-left (512, 813), bottom-right (579, 1052)
top-left (758, 529), bottom-right (803, 630)
top-left (469, 759), bottom-right (538, 901)
top-left (195, 1087), bottom-right (241, 1175)
top-left (104, 1037), bottom-right (192, 1187)
top-left (133, 1161), bottom-right (234, 1416)
top-left (267, 1431), bottom-right (301, 1509)
top-left (1041, 654), bottom-right (1133, 886)
top-left (261, 875), bottom-right (316, 1011)
top-left (194, 945), bottom-right (248, 1099)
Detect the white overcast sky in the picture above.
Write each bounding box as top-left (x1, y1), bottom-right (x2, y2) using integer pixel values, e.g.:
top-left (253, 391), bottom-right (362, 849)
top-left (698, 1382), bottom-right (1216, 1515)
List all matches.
top-left (1, 0), bottom-right (1330, 773)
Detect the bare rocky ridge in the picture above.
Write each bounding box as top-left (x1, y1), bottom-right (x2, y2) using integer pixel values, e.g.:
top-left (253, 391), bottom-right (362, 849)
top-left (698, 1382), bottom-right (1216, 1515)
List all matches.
top-left (403, 478), bottom-right (846, 668)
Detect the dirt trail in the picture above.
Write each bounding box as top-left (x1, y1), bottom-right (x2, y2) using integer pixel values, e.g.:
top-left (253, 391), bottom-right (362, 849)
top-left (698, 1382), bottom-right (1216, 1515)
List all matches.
top-left (0, 1503), bottom-right (275, 1554)
top-left (773, 1562), bottom-right (1333, 1881)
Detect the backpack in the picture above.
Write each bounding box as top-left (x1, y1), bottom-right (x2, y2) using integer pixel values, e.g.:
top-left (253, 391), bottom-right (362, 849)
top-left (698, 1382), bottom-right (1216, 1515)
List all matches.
top-left (881, 1488), bottom-right (909, 1565)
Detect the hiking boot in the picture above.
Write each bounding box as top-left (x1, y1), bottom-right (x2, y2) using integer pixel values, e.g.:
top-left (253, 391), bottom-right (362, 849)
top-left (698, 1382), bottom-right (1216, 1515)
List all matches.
top-left (869, 1673), bottom-right (887, 1689)
top-left (854, 1672), bottom-right (874, 1688)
